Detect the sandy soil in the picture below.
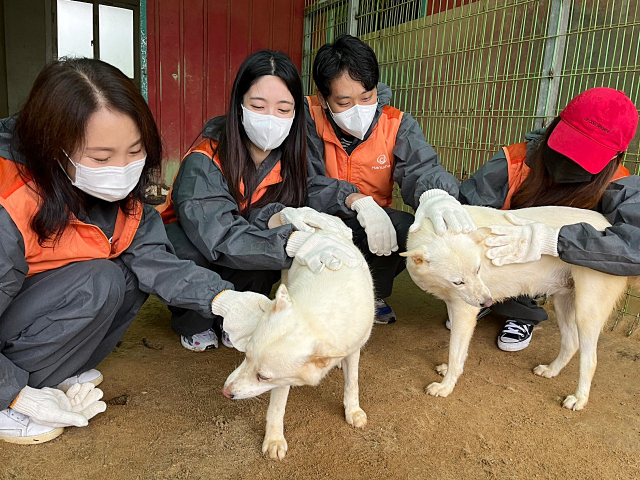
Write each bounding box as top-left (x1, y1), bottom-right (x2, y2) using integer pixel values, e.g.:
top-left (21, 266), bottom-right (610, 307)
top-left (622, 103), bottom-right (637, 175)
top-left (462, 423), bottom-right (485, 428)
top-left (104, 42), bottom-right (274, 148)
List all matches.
top-left (2, 271), bottom-right (639, 480)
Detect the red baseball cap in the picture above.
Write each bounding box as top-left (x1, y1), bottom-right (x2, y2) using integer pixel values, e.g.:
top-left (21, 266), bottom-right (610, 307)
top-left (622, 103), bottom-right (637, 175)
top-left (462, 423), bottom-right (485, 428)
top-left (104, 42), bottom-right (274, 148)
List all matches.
top-left (547, 87), bottom-right (639, 174)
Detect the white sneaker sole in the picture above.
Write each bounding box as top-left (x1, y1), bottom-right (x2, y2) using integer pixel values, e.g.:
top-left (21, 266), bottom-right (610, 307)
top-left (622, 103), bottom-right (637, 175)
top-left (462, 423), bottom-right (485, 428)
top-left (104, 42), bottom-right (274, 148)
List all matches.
top-left (57, 373), bottom-right (104, 393)
top-left (497, 336), bottom-right (532, 352)
top-left (0, 427), bottom-right (64, 445)
top-left (180, 338), bottom-right (217, 352)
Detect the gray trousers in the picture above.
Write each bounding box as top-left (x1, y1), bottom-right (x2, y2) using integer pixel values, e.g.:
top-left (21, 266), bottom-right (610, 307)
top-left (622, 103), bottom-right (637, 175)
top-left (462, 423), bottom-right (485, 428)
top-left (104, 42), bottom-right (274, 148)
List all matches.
top-left (343, 207), bottom-right (414, 299)
top-left (165, 222), bottom-right (280, 336)
top-left (0, 258), bottom-right (148, 392)
top-left (491, 295), bottom-right (548, 326)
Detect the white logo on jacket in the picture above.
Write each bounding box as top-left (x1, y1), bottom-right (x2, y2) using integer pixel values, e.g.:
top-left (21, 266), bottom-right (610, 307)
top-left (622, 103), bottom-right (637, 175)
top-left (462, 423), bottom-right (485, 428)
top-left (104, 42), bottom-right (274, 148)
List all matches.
top-left (376, 155), bottom-right (387, 164)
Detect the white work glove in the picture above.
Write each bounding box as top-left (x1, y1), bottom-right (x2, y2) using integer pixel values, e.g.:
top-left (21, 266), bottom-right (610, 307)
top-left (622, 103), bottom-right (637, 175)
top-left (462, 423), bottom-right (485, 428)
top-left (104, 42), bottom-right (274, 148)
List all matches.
top-left (12, 383), bottom-right (106, 428)
top-left (279, 207), bottom-right (352, 239)
top-left (410, 189), bottom-right (476, 235)
top-left (350, 196), bottom-right (398, 256)
top-left (286, 231), bottom-right (363, 273)
top-left (485, 213), bottom-right (560, 266)
top-left (212, 290), bottom-right (272, 352)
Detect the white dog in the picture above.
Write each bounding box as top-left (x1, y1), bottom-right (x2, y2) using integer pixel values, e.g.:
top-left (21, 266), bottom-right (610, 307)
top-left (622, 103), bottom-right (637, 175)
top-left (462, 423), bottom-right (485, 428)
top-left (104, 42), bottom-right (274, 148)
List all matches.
top-left (403, 205), bottom-right (640, 411)
top-left (222, 231), bottom-right (374, 460)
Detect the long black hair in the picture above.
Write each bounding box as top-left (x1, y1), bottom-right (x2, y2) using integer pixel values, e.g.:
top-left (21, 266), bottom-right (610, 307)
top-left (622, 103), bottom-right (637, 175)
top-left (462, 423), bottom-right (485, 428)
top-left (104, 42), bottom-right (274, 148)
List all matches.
top-left (12, 57), bottom-right (162, 245)
top-left (213, 49), bottom-right (307, 216)
top-left (510, 117), bottom-right (622, 210)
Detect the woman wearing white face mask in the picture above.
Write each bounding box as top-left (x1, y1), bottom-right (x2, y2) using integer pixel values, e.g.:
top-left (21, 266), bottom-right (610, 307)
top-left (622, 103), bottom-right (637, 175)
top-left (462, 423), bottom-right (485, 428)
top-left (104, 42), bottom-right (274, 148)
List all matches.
top-left (158, 50), bottom-right (358, 352)
top-left (0, 58), bottom-right (278, 445)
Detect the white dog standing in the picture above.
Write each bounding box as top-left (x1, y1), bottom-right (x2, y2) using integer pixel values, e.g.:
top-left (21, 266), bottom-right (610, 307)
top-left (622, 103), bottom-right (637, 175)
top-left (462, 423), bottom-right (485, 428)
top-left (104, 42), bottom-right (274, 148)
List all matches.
top-left (403, 205), bottom-right (640, 411)
top-left (222, 230), bottom-right (374, 460)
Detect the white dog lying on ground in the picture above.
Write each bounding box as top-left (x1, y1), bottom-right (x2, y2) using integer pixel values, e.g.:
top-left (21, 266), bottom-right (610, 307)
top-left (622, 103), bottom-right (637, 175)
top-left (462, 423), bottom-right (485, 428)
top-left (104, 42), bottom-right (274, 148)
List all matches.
top-left (222, 231), bottom-right (374, 460)
top-left (403, 205), bottom-right (640, 411)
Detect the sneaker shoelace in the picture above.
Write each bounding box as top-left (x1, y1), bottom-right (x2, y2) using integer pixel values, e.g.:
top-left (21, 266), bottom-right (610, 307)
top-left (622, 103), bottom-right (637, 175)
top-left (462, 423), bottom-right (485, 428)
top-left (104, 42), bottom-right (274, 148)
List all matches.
top-left (502, 321), bottom-right (531, 337)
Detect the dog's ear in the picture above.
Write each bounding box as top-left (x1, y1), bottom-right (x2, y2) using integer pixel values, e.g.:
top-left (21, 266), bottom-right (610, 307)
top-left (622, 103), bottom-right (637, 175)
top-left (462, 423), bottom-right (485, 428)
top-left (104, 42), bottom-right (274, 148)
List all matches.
top-left (400, 246), bottom-right (429, 265)
top-left (468, 227), bottom-right (492, 244)
top-left (308, 343), bottom-right (347, 369)
top-left (273, 283), bottom-right (292, 313)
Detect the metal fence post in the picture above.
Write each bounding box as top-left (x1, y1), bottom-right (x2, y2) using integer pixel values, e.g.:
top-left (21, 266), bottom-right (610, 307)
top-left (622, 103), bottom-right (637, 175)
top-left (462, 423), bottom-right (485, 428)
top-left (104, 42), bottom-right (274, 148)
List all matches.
top-left (534, 0), bottom-right (572, 129)
top-left (347, 0), bottom-right (359, 36)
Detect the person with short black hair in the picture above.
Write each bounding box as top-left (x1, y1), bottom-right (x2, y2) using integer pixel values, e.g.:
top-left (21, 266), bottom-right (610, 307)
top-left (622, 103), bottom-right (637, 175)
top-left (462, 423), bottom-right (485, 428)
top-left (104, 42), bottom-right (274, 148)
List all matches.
top-left (306, 34), bottom-right (475, 324)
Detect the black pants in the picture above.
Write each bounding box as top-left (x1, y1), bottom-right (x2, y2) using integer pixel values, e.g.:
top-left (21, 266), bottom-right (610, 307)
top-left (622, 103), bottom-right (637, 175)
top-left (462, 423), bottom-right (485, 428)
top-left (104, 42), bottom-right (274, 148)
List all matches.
top-left (343, 207), bottom-right (414, 299)
top-left (491, 295), bottom-right (548, 326)
top-left (0, 258), bottom-right (147, 399)
top-left (165, 222), bottom-right (280, 336)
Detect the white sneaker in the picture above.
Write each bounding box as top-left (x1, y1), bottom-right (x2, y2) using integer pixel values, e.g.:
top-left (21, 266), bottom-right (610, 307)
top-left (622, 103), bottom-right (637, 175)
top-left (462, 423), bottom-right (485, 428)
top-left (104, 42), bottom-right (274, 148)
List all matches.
top-left (220, 330), bottom-right (233, 348)
top-left (57, 369), bottom-right (104, 392)
top-left (0, 408), bottom-right (64, 445)
top-left (180, 328), bottom-right (218, 352)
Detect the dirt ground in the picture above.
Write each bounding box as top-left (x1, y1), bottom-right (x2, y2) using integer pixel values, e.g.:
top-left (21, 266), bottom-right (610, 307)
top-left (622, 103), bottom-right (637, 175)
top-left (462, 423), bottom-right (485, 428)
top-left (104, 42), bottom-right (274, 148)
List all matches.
top-left (2, 271), bottom-right (639, 480)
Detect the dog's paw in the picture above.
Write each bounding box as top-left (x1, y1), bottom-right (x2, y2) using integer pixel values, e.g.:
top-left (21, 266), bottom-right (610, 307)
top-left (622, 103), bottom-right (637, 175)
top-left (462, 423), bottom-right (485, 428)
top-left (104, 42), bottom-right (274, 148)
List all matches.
top-left (425, 381), bottom-right (453, 397)
top-left (435, 363), bottom-right (448, 377)
top-left (562, 394), bottom-right (588, 411)
top-left (533, 364), bottom-right (558, 378)
top-left (262, 436), bottom-right (288, 460)
top-left (345, 408), bottom-right (367, 428)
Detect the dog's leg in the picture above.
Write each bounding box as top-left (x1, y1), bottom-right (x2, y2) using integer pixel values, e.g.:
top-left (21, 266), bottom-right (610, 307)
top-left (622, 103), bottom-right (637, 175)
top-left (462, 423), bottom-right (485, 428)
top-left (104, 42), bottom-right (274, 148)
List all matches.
top-left (262, 385), bottom-right (290, 460)
top-left (426, 300), bottom-right (479, 398)
top-left (562, 273), bottom-right (626, 411)
top-left (342, 349), bottom-right (367, 428)
top-left (534, 290), bottom-right (578, 378)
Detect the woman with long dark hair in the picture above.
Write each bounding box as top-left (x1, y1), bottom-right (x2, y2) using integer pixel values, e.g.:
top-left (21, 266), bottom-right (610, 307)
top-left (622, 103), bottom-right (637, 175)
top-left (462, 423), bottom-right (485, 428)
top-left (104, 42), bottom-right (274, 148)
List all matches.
top-left (458, 87), bottom-right (640, 351)
top-left (0, 58), bottom-right (283, 444)
top-left (158, 50), bottom-right (357, 351)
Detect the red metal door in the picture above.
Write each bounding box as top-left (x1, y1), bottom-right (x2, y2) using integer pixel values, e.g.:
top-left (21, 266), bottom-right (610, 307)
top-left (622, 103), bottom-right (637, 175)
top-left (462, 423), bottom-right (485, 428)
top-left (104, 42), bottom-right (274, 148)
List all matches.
top-left (146, 0), bottom-right (304, 183)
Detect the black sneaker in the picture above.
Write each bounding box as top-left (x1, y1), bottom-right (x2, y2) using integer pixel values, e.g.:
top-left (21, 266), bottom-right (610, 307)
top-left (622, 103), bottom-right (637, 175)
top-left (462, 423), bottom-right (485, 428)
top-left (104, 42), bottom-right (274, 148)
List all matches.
top-left (374, 298), bottom-right (396, 324)
top-left (445, 306), bottom-right (491, 330)
top-left (497, 320), bottom-right (534, 351)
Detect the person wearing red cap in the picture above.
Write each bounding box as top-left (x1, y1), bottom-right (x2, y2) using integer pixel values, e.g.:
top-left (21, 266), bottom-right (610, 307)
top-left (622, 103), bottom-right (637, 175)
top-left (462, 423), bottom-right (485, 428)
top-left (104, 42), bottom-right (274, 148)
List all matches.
top-left (458, 87), bottom-right (640, 351)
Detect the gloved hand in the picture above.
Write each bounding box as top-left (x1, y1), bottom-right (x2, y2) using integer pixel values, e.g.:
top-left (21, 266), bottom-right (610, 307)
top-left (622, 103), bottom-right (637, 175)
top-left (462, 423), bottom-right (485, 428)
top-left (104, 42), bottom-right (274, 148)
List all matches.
top-left (212, 290), bottom-right (273, 352)
top-left (286, 231), bottom-right (363, 273)
top-left (485, 213), bottom-right (560, 266)
top-left (279, 207), bottom-right (353, 239)
top-left (350, 196), bottom-right (398, 256)
top-left (410, 189), bottom-right (476, 235)
top-left (12, 383), bottom-right (106, 428)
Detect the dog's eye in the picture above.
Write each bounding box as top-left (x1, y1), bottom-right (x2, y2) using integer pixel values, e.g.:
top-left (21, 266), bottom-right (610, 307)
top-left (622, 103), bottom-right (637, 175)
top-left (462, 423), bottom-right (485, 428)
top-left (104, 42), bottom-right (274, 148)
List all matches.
top-left (256, 373), bottom-right (269, 381)
top-left (453, 281), bottom-right (465, 286)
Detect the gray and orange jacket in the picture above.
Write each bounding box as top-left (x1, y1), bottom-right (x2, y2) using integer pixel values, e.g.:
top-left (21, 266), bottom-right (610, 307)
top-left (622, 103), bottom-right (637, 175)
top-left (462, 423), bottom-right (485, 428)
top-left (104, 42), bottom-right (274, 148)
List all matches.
top-left (157, 116), bottom-right (295, 271)
top-left (305, 83), bottom-right (462, 215)
top-left (0, 116), bottom-right (233, 409)
top-left (459, 129), bottom-right (640, 276)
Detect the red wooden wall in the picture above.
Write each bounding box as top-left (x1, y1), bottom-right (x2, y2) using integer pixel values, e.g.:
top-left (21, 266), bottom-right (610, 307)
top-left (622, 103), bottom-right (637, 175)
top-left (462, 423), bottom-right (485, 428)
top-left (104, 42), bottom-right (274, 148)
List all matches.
top-left (146, 0), bottom-right (305, 182)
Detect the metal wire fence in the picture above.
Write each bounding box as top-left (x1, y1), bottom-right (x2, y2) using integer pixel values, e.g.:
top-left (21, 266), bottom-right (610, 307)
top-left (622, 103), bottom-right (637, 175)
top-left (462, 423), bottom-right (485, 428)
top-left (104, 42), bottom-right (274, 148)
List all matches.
top-left (302, 0), bottom-right (640, 333)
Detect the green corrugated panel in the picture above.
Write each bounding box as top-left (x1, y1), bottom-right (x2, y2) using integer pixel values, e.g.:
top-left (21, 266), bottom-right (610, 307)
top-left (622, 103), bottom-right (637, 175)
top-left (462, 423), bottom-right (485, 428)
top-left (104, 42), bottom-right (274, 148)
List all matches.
top-left (302, 0), bottom-right (640, 329)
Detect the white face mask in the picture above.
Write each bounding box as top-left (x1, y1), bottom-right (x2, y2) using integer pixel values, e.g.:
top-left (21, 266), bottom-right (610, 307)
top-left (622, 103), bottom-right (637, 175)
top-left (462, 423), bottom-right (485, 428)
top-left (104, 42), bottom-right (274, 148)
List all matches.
top-left (328, 102), bottom-right (378, 140)
top-left (241, 105), bottom-right (294, 152)
top-left (61, 151), bottom-right (146, 202)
